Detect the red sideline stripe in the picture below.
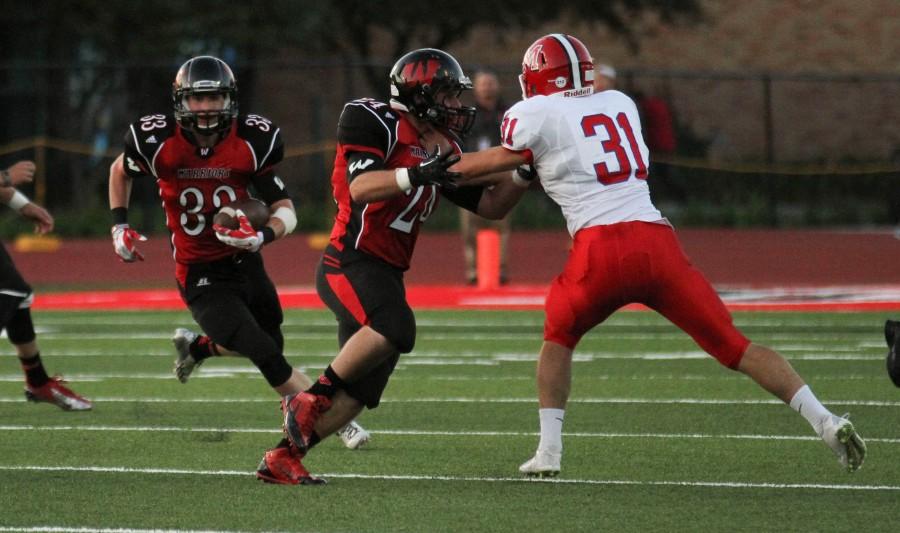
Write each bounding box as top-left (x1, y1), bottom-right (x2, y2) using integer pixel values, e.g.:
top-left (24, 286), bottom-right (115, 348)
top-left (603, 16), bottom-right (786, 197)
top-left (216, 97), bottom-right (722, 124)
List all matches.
top-left (31, 285), bottom-right (900, 312)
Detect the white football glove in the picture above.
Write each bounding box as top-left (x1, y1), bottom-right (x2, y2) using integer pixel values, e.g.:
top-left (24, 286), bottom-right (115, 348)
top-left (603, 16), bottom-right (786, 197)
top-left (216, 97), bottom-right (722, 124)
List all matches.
top-left (111, 223), bottom-right (147, 262)
top-left (213, 209), bottom-right (264, 252)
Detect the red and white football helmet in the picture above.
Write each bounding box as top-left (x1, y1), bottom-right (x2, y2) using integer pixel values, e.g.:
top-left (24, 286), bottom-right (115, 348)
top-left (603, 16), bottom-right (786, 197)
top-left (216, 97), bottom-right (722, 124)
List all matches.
top-left (519, 34), bottom-right (595, 99)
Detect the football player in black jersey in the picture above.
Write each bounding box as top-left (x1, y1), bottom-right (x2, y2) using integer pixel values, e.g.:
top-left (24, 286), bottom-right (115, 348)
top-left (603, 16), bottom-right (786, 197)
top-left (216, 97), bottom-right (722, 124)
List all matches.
top-left (108, 57), bottom-right (370, 484)
top-left (1, 160), bottom-right (92, 410)
top-left (272, 48), bottom-right (528, 483)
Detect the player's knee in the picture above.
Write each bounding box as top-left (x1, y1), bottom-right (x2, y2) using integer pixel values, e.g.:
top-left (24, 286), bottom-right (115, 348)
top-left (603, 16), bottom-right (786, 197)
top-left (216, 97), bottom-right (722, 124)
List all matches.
top-left (6, 307), bottom-right (36, 345)
top-left (372, 308), bottom-right (416, 354)
top-left (704, 336), bottom-right (750, 369)
top-left (223, 321), bottom-right (293, 386)
top-left (0, 292), bottom-right (33, 332)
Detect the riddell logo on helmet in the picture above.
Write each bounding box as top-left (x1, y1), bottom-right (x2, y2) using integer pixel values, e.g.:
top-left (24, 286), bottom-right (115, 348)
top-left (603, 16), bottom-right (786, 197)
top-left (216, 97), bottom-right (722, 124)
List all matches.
top-left (401, 59), bottom-right (441, 83)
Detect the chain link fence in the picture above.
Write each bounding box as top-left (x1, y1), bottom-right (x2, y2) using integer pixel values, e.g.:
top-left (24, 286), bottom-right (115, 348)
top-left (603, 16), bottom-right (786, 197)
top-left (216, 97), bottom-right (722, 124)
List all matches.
top-left (1, 61), bottom-right (898, 236)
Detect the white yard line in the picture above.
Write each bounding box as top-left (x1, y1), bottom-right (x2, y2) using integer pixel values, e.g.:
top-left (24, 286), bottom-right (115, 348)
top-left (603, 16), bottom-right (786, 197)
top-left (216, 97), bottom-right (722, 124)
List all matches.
top-left (0, 527), bottom-right (272, 533)
top-left (1, 424), bottom-right (898, 443)
top-left (1, 396), bottom-right (896, 406)
top-left (0, 464), bottom-right (896, 491)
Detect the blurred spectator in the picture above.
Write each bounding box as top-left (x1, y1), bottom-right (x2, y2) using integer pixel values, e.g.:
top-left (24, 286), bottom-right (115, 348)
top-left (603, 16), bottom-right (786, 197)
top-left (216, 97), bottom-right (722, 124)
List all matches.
top-left (593, 63), bottom-right (617, 92)
top-left (639, 89), bottom-right (677, 157)
top-left (636, 86), bottom-right (680, 200)
top-left (459, 70), bottom-right (512, 285)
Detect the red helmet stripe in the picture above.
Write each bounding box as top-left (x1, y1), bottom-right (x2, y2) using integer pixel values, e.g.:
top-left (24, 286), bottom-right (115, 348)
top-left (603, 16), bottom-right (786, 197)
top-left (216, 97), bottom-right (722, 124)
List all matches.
top-left (549, 33), bottom-right (583, 89)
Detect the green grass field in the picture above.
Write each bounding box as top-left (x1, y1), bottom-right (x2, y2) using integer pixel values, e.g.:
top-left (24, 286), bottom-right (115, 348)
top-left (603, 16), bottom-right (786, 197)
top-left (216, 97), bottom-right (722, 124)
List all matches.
top-left (1, 309), bottom-right (897, 532)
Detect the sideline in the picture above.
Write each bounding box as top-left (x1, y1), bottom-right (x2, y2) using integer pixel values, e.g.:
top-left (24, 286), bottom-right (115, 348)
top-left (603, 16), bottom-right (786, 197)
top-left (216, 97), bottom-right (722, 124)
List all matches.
top-left (32, 284), bottom-right (900, 312)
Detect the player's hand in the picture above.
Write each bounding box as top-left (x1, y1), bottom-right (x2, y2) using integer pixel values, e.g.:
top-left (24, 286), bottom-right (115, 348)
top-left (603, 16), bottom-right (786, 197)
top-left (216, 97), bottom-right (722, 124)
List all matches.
top-left (111, 223), bottom-right (147, 262)
top-left (512, 164), bottom-right (538, 187)
top-left (213, 209), bottom-right (263, 252)
top-left (20, 202), bottom-right (54, 234)
top-left (2, 161), bottom-right (36, 187)
top-left (408, 146), bottom-right (461, 190)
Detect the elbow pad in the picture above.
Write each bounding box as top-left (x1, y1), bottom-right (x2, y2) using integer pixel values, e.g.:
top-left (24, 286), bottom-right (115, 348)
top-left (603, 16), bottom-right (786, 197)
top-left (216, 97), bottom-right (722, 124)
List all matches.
top-left (272, 206), bottom-right (297, 234)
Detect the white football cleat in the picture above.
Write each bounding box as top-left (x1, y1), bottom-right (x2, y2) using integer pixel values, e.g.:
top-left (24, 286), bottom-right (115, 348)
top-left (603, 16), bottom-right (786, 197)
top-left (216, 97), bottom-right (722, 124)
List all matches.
top-left (337, 420), bottom-right (371, 450)
top-left (819, 414), bottom-right (866, 472)
top-left (519, 449), bottom-right (561, 477)
top-left (172, 328), bottom-right (202, 384)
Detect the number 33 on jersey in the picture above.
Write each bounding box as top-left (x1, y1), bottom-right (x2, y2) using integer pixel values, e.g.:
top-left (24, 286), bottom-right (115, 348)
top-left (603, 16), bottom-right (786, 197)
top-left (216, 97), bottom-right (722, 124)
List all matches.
top-left (123, 112), bottom-right (287, 264)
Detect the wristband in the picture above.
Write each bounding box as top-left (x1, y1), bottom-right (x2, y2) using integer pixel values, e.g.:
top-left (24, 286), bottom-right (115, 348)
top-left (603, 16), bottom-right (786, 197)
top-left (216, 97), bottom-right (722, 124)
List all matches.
top-left (395, 167), bottom-right (413, 192)
top-left (111, 207), bottom-right (129, 225)
top-left (7, 190), bottom-right (30, 211)
top-left (511, 169), bottom-right (532, 188)
top-left (261, 226), bottom-right (276, 244)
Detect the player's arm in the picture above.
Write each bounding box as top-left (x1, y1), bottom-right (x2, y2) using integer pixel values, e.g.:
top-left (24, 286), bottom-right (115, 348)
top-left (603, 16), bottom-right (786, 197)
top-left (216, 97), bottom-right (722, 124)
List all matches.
top-left (108, 153), bottom-right (133, 212)
top-left (338, 101), bottom-right (458, 203)
top-left (452, 146), bottom-right (529, 182)
top-left (349, 148), bottom-right (461, 203)
top-left (108, 151), bottom-right (148, 262)
top-left (0, 185), bottom-right (53, 234)
top-left (251, 170), bottom-right (296, 243)
top-left (0, 160), bottom-right (36, 188)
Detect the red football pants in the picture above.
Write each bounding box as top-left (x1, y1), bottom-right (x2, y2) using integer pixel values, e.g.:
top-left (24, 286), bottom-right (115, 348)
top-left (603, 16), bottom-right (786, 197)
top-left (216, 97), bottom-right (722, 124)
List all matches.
top-left (544, 221), bottom-right (749, 368)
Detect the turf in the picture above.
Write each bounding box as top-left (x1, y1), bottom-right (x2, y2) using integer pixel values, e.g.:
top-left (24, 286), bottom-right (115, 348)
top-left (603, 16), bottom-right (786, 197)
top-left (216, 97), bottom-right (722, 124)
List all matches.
top-left (1, 309), bottom-right (897, 532)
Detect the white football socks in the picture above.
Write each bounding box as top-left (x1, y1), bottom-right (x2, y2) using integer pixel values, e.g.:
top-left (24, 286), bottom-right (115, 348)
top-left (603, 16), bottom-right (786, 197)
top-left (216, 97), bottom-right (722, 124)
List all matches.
top-left (537, 408), bottom-right (565, 453)
top-left (789, 385), bottom-right (832, 435)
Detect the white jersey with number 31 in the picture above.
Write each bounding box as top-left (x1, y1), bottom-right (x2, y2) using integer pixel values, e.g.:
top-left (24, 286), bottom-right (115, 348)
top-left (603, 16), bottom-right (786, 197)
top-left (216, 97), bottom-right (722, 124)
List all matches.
top-left (501, 89), bottom-right (662, 236)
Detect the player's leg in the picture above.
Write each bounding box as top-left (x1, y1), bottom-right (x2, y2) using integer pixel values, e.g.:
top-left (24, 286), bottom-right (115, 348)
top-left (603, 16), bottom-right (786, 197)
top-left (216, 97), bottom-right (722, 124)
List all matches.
top-left (182, 261), bottom-right (297, 394)
top-left (0, 247), bottom-right (91, 411)
top-left (646, 224), bottom-right (865, 471)
top-left (886, 320), bottom-right (900, 387)
top-left (494, 216), bottom-right (512, 284)
top-left (283, 255), bottom-right (411, 452)
top-left (459, 208), bottom-right (478, 284)
top-left (521, 227), bottom-right (623, 476)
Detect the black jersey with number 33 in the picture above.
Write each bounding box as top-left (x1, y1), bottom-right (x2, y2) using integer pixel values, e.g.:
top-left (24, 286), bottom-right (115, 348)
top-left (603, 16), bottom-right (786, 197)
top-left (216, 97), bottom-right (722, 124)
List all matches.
top-left (327, 98), bottom-right (482, 270)
top-left (122, 113), bottom-right (289, 279)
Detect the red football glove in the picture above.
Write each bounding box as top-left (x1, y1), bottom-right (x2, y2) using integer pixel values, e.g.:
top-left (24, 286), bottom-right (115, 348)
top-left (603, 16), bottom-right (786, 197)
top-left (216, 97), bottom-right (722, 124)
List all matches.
top-left (213, 209), bottom-right (264, 252)
top-left (111, 224), bottom-right (147, 262)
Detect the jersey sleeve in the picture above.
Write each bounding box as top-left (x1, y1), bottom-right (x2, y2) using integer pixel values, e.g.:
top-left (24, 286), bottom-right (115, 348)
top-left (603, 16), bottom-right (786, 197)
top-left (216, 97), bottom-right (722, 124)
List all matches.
top-left (250, 173), bottom-right (291, 205)
top-left (337, 100), bottom-right (396, 160)
top-left (237, 114), bottom-right (284, 174)
top-left (440, 184), bottom-right (484, 213)
top-left (500, 99), bottom-right (547, 163)
top-left (123, 114), bottom-right (175, 178)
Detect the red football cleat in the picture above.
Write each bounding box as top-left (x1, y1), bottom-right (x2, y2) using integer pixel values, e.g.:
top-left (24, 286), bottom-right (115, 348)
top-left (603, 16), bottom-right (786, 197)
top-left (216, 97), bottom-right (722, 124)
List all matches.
top-left (256, 446), bottom-right (325, 485)
top-left (282, 392), bottom-right (332, 452)
top-left (24, 376), bottom-right (92, 411)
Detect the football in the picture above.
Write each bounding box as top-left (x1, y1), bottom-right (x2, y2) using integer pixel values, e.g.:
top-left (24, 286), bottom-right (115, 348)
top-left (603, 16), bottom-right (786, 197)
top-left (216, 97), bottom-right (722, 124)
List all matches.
top-left (213, 198), bottom-right (270, 230)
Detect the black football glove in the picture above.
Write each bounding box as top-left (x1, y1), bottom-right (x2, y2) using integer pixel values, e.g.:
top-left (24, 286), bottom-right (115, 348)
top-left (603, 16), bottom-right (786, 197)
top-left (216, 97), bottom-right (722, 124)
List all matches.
top-left (408, 146), bottom-right (461, 190)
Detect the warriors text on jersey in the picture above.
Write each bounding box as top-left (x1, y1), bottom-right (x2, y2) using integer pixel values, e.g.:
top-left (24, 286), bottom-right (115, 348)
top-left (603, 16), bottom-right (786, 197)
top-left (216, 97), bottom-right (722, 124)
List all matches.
top-left (122, 113), bottom-right (288, 271)
top-left (501, 89), bottom-right (662, 236)
top-left (328, 98), bottom-right (481, 270)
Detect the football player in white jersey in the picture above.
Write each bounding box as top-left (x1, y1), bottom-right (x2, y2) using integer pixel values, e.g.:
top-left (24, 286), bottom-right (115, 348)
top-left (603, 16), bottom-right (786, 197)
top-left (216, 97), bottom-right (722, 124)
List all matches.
top-left (451, 33), bottom-right (866, 476)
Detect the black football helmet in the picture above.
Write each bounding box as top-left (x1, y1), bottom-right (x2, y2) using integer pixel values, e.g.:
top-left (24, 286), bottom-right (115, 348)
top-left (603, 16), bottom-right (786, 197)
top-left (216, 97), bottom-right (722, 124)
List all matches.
top-left (389, 48), bottom-right (476, 138)
top-left (172, 56), bottom-right (238, 134)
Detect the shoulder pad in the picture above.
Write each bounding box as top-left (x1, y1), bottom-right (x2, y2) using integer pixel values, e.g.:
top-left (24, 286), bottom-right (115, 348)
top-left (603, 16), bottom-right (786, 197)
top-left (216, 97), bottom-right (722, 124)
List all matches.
top-left (237, 114), bottom-right (284, 171)
top-left (337, 99), bottom-right (399, 159)
top-left (125, 114), bottom-right (176, 170)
